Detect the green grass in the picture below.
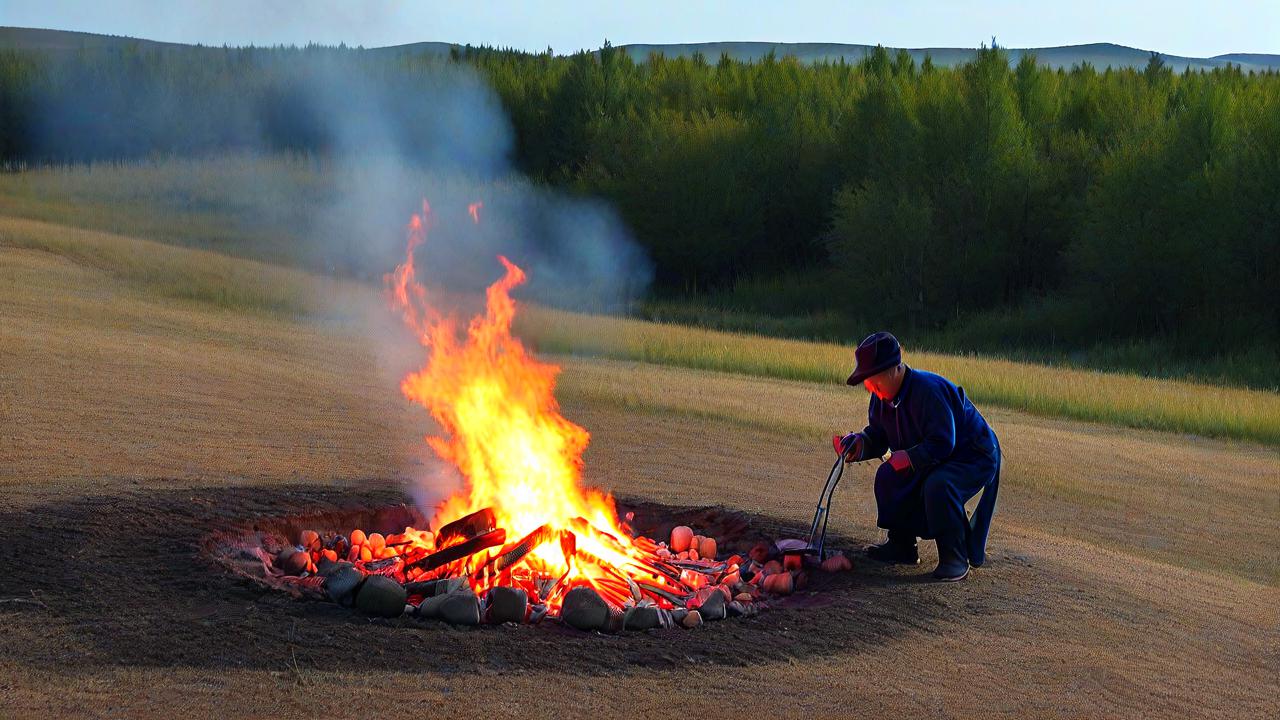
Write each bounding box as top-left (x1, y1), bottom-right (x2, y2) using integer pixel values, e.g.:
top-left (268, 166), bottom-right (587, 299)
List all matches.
top-left (3, 156), bottom-right (1279, 447)
top-left (644, 295), bottom-right (1280, 392)
top-left (519, 306), bottom-right (1280, 447)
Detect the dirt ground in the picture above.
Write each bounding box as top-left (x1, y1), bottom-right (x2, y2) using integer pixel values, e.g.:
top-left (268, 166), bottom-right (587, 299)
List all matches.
top-left (2, 241), bottom-right (1277, 719)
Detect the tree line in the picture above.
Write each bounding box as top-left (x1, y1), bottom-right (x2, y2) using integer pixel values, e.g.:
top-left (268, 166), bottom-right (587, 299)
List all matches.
top-left (1, 42), bottom-right (1276, 366)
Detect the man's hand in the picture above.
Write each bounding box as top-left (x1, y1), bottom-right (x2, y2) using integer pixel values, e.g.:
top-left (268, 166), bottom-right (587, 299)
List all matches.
top-left (888, 449), bottom-right (912, 473)
top-left (836, 433), bottom-right (862, 462)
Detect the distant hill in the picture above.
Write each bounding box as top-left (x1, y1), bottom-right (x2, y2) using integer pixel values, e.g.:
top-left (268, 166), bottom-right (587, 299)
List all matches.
top-left (2, 27), bottom-right (1277, 73)
top-left (616, 41), bottom-right (1280, 73)
top-left (0, 26), bottom-right (192, 51)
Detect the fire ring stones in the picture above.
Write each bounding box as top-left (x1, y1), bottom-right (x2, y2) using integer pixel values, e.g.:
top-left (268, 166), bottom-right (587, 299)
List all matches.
top-left (486, 587), bottom-right (528, 624)
top-left (324, 565), bottom-right (365, 604)
top-left (437, 592), bottom-right (481, 626)
top-left (277, 548), bottom-right (309, 576)
top-left (355, 575), bottom-right (407, 618)
top-left (622, 604), bottom-right (661, 631)
top-left (692, 588), bottom-right (727, 621)
top-left (240, 517), bottom-right (855, 632)
top-left (415, 591), bottom-right (452, 619)
top-left (560, 586), bottom-right (610, 632)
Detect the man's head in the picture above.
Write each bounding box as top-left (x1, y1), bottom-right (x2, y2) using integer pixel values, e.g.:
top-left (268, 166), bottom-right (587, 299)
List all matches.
top-left (846, 331), bottom-right (905, 400)
top-left (863, 362), bottom-right (906, 401)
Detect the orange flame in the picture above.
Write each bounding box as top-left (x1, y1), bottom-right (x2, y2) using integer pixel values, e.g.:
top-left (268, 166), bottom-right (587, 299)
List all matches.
top-left (384, 202), bottom-right (685, 611)
top-left (467, 201), bottom-right (482, 224)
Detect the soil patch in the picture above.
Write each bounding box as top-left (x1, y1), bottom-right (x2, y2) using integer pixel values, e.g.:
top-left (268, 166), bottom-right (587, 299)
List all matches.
top-left (0, 483), bottom-right (1041, 674)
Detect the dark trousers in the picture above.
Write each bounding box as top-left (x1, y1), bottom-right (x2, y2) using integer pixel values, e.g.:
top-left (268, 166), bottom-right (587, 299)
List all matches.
top-left (874, 445), bottom-right (1000, 548)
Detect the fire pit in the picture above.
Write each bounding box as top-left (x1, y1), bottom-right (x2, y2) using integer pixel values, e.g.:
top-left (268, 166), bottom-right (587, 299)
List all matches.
top-left (207, 500), bottom-right (854, 632)
top-left (207, 202), bottom-right (852, 632)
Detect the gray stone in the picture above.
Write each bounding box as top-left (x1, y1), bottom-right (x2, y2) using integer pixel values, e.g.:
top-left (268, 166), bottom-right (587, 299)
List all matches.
top-left (439, 592), bottom-right (481, 626)
top-left (560, 586), bottom-right (609, 632)
top-left (319, 560), bottom-right (354, 578)
top-left (416, 592), bottom-right (451, 619)
top-left (277, 549), bottom-right (308, 576)
top-left (529, 604), bottom-right (549, 624)
top-left (324, 566), bottom-right (365, 603)
top-left (697, 590), bottom-right (727, 621)
top-left (354, 575), bottom-right (406, 618)
top-left (605, 607), bottom-right (625, 633)
top-left (441, 577), bottom-right (469, 594)
top-left (404, 579), bottom-right (445, 598)
top-left (623, 604), bottom-right (661, 631)
top-left (486, 586), bottom-right (528, 624)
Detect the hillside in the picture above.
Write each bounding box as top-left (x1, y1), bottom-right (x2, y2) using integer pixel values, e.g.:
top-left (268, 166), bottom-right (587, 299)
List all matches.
top-left (2, 26), bottom-right (1276, 71)
top-left (1, 210), bottom-right (1276, 718)
top-left (617, 40), bottom-right (1280, 72)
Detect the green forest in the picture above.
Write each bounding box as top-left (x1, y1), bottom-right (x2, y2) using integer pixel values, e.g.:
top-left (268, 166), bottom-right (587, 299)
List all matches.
top-left (1, 42), bottom-right (1277, 386)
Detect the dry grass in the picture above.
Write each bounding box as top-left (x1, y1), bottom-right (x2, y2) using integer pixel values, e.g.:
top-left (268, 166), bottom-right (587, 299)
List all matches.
top-left (2, 216), bottom-right (1276, 584)
top-left (0, 214), bottom-right (358, 315)
top-left (4, 157), bottom-right (1278, 446)
top-left (521, 307), bottom-right (1280, 446)
top-left (4, 211), bottom-right (1276, 449)
top-left (2, 224), bottom-right (1278, 719)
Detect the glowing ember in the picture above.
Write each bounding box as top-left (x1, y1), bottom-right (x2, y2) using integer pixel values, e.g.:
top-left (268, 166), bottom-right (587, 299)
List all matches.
top-left (372, 201), bottom-right (694, 614)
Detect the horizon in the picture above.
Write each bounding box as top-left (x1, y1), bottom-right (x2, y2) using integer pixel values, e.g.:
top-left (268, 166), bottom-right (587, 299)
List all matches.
top-left (6, 25), bottom-right (1276, 60)
top-left (2, 1), bottom-right (1277, 58)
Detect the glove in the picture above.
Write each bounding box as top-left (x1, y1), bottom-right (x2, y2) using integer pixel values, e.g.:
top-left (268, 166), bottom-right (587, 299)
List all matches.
top-left (834, 433), bottom-right (862, 462)
top-left (888, 449), bottom-right (912, 473)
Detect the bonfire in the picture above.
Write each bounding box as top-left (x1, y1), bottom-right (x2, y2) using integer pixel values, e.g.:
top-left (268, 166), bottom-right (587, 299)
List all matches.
top-left (259, 202), bottom-right (852, 631)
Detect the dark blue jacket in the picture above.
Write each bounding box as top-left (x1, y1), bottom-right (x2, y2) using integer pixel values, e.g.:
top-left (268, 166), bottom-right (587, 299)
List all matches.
top-left (855, 366), bottom-right (999, 469)
top-left (855, 367), bottom-right (1001, 558)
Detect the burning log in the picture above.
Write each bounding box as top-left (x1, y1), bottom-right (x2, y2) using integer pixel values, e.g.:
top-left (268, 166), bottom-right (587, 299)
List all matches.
top-left (476, 523), bottom-right (554, 578)
top-left (278, 516), bottom-right (811, 630)
top-left (407, 529), bottom-right (506, 572)
top-left (435, 508), bottom-right (497, 546)
top-left (256, 204), bottom-right (847, 631)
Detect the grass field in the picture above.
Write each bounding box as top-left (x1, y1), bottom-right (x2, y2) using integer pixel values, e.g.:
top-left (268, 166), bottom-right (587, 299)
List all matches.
top-left (4, 155), bottom-right (1279, 393)
top-left (4, 211), bottom-right (1278, 448)
top-left (1, 210), bottom-right (1276, 718)
top-left (521, 307), bottom-right (1280, 446)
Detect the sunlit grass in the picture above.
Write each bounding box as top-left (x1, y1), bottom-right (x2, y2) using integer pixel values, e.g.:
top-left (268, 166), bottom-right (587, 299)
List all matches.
top-left (3, 157), bottom-right (1279, 447)
top-left (519, 306), bottom-right (1280, 447)
top-left (0, 215), bottom-right (358, 315)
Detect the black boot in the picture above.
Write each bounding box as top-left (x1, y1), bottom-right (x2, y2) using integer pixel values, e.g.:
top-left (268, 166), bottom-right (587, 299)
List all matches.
top-left (932, 532), bottom-right (970, 581)
top-left (865, 530), bottom-right (919, 564)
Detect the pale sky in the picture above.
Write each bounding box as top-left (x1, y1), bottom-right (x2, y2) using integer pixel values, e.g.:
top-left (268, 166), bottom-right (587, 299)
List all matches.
top-left (3, 1), bottom-right (1277, 57)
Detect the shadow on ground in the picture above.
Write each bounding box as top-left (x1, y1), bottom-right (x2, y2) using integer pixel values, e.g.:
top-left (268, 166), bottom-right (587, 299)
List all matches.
top-left (0, 483), bottom-right (1046, 674)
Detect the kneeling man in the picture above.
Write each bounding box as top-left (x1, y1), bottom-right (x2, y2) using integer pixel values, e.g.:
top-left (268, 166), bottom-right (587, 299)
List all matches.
top-left (839, 332), bottom-right (1000, 581)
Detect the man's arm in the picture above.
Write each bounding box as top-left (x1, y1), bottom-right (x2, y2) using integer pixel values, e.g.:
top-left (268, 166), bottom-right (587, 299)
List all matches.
top-left (856, 420), bottom-right (890, 461)
top-left (903, 385), bottom-right (957, 472)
